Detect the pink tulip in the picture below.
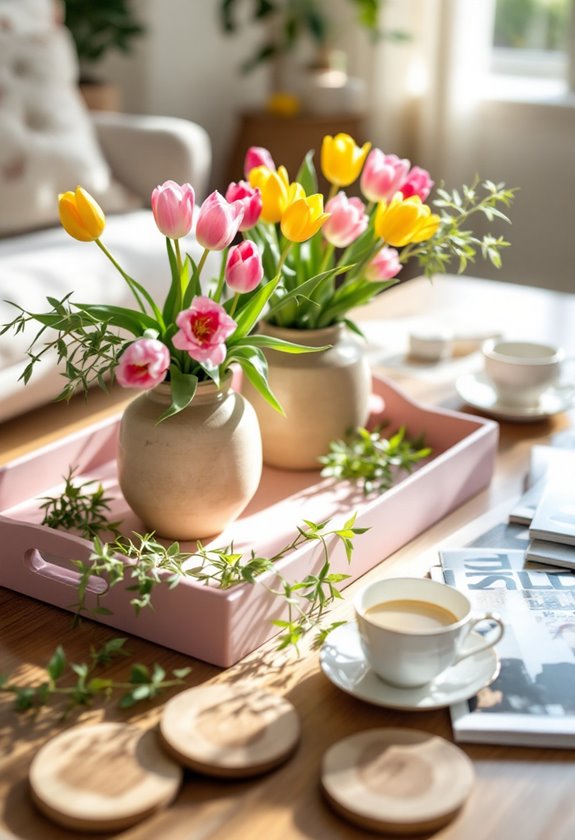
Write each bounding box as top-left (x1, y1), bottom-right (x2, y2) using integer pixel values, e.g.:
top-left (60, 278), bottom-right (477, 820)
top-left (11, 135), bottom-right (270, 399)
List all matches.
top-left (115, 338), bottom-right (170, 389)
top-left (225, 180), bottom-right (262, 230)
top-left (244, 146), bottom-right (276, 179)
top-left (401, 166), bottom-right (434, 201)
top-left (360, 150), bottom-right (410, 203)
top-left (323, 192), bottom-right (368, 248)
top-left (195, 191), bottom-right (244, 251)
top-left (225, 240), bottom-right (264, 293)
top-left (173, 296), bottom-right (236, 367)
top-left (365, 247), bottom-right (402, 281)
top-left (150, 180), bottom-right (195, 239)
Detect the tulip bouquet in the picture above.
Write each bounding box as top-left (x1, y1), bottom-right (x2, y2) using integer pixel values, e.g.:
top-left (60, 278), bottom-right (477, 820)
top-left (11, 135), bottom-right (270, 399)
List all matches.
top-left (242, 133), bottom-right (515, 331)
top-left (2, 181), bottom-right (341, 421)
top-left (2, 131), bottom-right (514, 422)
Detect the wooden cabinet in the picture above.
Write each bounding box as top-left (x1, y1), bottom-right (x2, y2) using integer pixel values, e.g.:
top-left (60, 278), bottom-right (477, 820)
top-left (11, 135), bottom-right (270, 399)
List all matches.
top-left (226, 110), bottom-right (366, 186)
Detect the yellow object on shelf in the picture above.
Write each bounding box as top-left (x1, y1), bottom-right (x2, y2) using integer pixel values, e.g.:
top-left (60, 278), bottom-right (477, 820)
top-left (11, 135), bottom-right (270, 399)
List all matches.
top-left (265, 92), bottom-right (301, 117)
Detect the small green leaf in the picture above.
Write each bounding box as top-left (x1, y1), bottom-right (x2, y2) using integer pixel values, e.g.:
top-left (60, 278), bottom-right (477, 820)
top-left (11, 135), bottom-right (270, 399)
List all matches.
top-left (295, 149), bottom-right (317, 195)
top-left (156, 367), bottom-right (198, 423)
top-left (130, 664), bottom-right (150, 684)
top-left (46, 645), bottom-right (67, 682)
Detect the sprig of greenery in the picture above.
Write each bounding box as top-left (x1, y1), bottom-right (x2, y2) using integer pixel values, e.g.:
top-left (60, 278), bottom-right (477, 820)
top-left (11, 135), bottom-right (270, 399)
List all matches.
top-left (40, 467), bottom-right (123, 541)
top-left (0, 638), bottom-right (191, 715)
top-left (319, 426), bottom-right (432, 495)
top-left (0, 293), bottom-right (126, 401)
top-left (402, 178), bottom-right (517, 277)
top-left (71, 516), bottom-right (367, 651)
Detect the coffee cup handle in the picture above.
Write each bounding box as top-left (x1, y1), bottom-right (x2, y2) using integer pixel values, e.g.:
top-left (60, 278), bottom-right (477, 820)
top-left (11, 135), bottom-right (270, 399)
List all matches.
top-left (453, 611), bottom-right (504, 665)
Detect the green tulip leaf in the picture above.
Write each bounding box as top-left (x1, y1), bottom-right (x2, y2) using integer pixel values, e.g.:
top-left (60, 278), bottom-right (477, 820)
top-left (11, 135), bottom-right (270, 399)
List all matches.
top-left (156, 367), bottom-right (198, 423)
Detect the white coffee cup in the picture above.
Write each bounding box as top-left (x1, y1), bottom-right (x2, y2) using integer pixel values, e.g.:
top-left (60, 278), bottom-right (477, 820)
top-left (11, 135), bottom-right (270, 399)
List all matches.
top-left (482, 339), bottom-right (565, 407)
top-left (354, 577), bottom-right (504, 688)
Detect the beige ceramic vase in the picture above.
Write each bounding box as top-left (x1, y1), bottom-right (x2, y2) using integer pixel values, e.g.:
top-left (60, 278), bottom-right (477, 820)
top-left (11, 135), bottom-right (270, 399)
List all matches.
top-left (117, 375), bottom-right (262, 540)
top-left (243, 322), bottom-right (372, 470)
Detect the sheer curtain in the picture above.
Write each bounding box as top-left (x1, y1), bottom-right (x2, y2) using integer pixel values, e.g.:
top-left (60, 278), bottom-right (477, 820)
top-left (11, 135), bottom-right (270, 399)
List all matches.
top-left (348, 0), bottom-right (496, 184)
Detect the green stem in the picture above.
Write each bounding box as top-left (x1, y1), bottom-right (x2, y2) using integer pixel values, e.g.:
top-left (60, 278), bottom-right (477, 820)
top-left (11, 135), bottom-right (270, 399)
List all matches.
top-left (276, 242), bottom-right (293, 278)
top-left (327, 183), bottom-right (339, 201)
top-left (96, 239), bottom-right (147, 314)
top-left (229, 292), bottom-right (240, 317)
top-left (197, 247), bottom-right (210, 279)
top-left (319, 242), bottom-right (335, 275)
top-left (213, 246), bottom-right (228, 302)
top-left (174, 238), bottom-right (183, 276)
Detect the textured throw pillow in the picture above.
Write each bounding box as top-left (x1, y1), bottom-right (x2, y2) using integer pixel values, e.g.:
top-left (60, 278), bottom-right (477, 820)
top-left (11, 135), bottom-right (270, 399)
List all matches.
top-left (0, 0), bottom-right (138, 236)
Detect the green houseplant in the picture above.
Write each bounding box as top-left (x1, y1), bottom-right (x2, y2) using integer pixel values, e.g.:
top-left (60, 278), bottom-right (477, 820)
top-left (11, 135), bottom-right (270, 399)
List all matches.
top-left (62, 0), bottom-right (146, 108)
top-left (219, 0), bottom-right (407, 74)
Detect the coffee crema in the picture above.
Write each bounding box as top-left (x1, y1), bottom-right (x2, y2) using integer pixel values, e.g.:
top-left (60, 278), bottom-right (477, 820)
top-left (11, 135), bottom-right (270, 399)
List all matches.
top-left (364, 599), bottom-right (459, 632)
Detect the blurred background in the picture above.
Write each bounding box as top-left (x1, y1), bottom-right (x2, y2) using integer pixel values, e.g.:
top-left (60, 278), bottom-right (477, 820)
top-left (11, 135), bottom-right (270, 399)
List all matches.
top-left (7, 0), bottom-right (575, 293)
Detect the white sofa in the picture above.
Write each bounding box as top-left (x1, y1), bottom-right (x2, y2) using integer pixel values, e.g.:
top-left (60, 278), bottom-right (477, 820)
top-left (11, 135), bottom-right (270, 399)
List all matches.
top-left (0, 0), bottom-right (213, 422)
top-left (0, 112), bottom-right (212, 422)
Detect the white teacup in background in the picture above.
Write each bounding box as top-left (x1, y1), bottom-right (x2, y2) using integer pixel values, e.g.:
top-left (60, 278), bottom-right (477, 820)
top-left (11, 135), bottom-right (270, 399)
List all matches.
top-left (482, 339), bottom-right (566, 407)
top-left (354, 577), bottom-right (504, 688)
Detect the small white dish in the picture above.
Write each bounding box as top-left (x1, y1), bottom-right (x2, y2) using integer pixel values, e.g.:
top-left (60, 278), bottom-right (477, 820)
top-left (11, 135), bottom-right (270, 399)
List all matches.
top-left (320, 623), bottom-right (500, 711)
top-left (456, 371), bottom-right (575, 422)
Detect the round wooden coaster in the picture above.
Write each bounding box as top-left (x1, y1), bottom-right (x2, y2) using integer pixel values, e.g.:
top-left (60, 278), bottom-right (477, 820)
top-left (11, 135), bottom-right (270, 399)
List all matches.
top-left (321, 728), bottom-right (475, 835)
top-left (159, 683), bottom-right (300, 778)
top-left (29, 722), bottom-right (182, 833)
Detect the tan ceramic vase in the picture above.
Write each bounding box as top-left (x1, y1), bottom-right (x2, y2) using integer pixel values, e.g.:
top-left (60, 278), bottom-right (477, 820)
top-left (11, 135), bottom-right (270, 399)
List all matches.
top-left (243, 322), bottom-right (372, 470)
top-left (117, 375), bottom-right (262, 540)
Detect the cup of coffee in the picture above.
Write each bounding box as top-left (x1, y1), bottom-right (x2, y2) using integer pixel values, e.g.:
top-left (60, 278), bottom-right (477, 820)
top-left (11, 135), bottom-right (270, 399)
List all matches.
top-left (354, 577), bottom-right (504, 688)
top-left (482, 339), bottom-right (565, 407)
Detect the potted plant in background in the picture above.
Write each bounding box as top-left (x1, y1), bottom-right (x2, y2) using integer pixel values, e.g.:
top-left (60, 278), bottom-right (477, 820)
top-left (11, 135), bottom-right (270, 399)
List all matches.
top-left (60, 0), bottom-right (146, 111)
top-left (219, 0), bottom-right (408, 111)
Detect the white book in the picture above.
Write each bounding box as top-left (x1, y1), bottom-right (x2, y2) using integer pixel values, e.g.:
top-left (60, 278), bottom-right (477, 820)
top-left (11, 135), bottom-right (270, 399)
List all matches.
top-left (508, 447), bottom-right (575, 527)
top-left (525, 539), bottom-right (575, 571)
top-left (438, 547), bottom-right (575, 748)
top-left (508, 477), bottom-right (548, 526)
top-left (529, 480), bottom-right (575, 546)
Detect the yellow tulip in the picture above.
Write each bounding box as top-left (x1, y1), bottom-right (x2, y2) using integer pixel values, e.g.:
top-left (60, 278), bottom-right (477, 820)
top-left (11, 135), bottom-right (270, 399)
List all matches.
top-left (248, 165), bottom-right (291, 223)
top-left (280, 193), bottom-right (330, 243)
top-left (374, 194), bottom-right (440, 247)
top-left (410, 211), bottom-right (441, 243)
top-left (321, 133), bottom-right (371, 188)
top-left (58, 186), bottom-right (105, 241)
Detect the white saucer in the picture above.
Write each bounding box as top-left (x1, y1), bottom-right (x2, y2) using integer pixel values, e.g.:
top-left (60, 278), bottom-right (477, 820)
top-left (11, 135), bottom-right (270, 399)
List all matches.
top-left (456, 371), bottom-right (575, 422)
top-left (320, 623), bottom-right (500, 711)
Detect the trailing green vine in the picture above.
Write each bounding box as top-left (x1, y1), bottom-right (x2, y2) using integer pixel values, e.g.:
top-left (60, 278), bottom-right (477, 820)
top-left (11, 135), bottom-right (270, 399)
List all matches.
top-left (0, 638), bottom-right (191, 715)
top-left (72, 515), bottom-right (367, 652)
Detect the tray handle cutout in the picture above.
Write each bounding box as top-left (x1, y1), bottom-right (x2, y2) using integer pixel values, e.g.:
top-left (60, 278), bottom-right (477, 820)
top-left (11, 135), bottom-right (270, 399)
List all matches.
top-left (25, 548), bottom-right (107, 593)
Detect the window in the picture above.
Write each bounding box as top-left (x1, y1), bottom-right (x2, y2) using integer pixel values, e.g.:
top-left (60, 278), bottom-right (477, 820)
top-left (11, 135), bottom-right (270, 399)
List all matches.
top-left (491, 0), bottom-right (572, 89)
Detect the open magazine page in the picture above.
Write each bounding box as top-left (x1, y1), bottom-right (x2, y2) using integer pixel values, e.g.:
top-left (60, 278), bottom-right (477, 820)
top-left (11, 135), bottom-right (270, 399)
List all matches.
top-left (439, 548), bottom-right (575, 747)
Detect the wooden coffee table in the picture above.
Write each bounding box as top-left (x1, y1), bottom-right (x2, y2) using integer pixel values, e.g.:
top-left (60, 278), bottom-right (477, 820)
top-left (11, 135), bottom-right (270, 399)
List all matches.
top-left (1, 275), bottom-right (575, 840)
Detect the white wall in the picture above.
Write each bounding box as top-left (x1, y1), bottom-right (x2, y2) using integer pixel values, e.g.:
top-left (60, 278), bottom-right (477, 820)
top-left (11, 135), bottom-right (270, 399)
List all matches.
top-left (104, 0), bottom-right (268, 189)
top-left (473, 97), bottom-right (575, 293)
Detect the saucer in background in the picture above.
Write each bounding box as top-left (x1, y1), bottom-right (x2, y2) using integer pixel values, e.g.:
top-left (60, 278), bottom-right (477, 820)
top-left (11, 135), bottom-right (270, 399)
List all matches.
top-left (456, 372), bottom-right (575, 422)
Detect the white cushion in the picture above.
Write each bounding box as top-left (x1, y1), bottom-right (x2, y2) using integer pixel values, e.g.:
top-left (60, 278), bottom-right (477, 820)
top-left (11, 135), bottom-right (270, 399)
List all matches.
top-left (0, 210), bottom-right (220, 421)
top-left (0, 0), bottom-right (53, 33)
top-left (0, 1), bottom-right (137, 236)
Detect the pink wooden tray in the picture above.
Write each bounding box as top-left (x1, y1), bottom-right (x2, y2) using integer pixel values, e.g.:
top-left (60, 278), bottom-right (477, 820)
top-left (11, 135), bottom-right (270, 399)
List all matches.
top-left (0, 375), bottom-right (498, 667)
